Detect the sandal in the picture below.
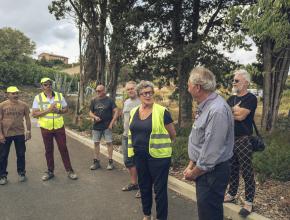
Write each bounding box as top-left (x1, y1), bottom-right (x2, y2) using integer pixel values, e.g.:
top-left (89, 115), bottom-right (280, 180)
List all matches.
top-left (122, 183), bottom-right (139, 191)
top-left (239, 207), bottom-right (253, 217)
top-left (224, 193), bottom-right (235, 203)
top-left (239, 203), bottom-right (253, 218)
top-left (135, 190), bottom-right (141, 198)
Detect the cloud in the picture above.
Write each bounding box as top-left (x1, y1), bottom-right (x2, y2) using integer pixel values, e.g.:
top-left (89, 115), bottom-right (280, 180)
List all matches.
top-left (0, 0), bottom-right (259, 65)
top-left (0, 0), bottom-right (79, 63)
top-left (52, 25), bottom-right (77, 40)
top-left (224, 46), bottom-right (258, 65)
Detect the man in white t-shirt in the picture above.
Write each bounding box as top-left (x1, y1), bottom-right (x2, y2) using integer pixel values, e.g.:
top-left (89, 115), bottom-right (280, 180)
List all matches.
top-left (121, 81), bottom-right (141, 197)
top-left (32, 77), bottom-right (77, 181)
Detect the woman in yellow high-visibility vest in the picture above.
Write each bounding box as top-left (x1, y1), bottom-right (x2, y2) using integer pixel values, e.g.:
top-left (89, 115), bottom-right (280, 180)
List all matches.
top-left (128, 81), bottom-right (176, 220)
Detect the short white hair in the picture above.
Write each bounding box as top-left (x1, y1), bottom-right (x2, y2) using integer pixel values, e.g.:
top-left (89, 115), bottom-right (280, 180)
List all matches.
top-left (136, 80), bottom-right (154, 96)
top-left (125, 81), bottom-right (137, 87)
top-left (234, 69), bottom-right (251, 83)
top-left (189, 66), bottom-right (216, 92)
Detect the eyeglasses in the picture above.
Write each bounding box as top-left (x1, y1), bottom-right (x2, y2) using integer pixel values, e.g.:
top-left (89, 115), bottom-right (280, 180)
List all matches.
top-left (42, 83), bottom-right (52, 87)
top-left (96, 90), bottom-right (103, 93)
top-left (140, 91), bottom-right (154, 97)
top-left (232, 79), bottom-right (240, 83)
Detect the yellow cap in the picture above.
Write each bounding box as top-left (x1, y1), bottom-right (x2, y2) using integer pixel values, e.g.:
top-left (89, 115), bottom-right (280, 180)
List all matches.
top-left (6, 86), bottom-right (20, 93)
top-left (40, 77), bottom-right (52, 84)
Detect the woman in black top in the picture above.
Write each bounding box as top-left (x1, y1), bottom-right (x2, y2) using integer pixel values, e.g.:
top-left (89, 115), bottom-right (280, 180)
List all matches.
top-left (225, 69), bottom-right (257, 217)
top-left (129, 81), bottom-right (176, 220)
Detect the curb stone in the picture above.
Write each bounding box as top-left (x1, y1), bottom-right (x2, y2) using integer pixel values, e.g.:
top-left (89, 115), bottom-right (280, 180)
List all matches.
top-left (66, 128), bottom-right (270, 220)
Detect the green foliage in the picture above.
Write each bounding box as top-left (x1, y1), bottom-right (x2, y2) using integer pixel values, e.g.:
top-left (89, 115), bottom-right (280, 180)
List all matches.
top-left (112, 133), bottom-right (122, 145)
top-left (176, 126), bottom-right (192, 137)
top-left (245, 63), bottom-right (264, 88)
top-left (243, 0), bottom-right (290, 51)
top-left (38, 58), bottom-right (65, 68)
top-left (226, 0), bottom-right (290, 51)
top-left (0, 60), bottom-right (77, 91)
top-left (78, 117), bottom-right (92, 132)
top-left (168, 88), bottom-right (179, 101)
top-left (112, 118), bottom-right (124, 135)
top-left (171, 136), bottom-right (189, 168)
top-left (54, 72), bottom-right (76, 94)
top-left (64, 115), bottom-right (92, 132)
top-left (0, 27), bottom-right (35, 62)
top-left (253, 130), bottom-right (290, 182)
top-left (0, 61), bottom-right (54, 86)
top-left (171, 126), bottom-right (192, 167)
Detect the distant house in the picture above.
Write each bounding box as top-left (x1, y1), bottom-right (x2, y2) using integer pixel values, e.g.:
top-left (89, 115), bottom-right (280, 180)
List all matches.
top-left (38, 52), bottom-right (69, 64)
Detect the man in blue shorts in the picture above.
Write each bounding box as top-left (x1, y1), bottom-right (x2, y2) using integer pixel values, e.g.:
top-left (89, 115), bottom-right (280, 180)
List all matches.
top-left (89, 85), bottom-right (119, 170)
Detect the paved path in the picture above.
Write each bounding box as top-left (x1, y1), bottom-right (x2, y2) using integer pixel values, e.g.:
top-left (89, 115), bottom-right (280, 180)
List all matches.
top-left (0, 126), bottom-right (197, 220)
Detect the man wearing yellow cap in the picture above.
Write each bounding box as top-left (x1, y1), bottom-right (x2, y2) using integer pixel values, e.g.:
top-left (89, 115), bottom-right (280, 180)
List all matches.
top-left (32, 77), bottom-right (77, 181)
top-left (0, 86), bottom-right (31, 185)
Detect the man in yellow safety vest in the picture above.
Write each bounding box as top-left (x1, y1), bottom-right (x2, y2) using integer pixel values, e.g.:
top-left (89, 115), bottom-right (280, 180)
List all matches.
top-left (32, 77), bottom-right (77, 181)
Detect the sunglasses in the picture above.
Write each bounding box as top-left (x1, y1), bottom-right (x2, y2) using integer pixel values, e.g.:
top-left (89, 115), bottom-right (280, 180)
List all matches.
top-left (140, 91), bottom-right (154, 97)
top-left (232, 79), bottom-right (240, 83)
top-left (96, 90), bottom-right (103, 93)
top-left (42, 83), bottom-right (52, 87)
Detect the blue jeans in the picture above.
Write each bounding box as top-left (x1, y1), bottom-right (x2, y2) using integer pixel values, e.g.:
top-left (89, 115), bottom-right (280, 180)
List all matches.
top-left (196, 160), bottom-right (230, 220)
top-left (0, 135), bottom-right (26, 177)
top-left (135, 150), bottom-right (171, 220)
top-left (92, 129), bottom-right (112, 143)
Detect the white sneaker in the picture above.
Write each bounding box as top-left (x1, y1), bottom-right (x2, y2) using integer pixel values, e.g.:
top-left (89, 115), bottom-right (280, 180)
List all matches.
top-left (0, 177), bottom-right (8, 185)
top-left (18, 175), bottom-right (26, 182)
top-left (67, 171), bottom-right (78, 180)
top-left (106, 162), bottom-right (114, 170)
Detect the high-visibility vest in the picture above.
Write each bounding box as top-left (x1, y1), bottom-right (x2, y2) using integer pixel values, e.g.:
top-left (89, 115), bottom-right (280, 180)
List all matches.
top-left (128, 103), bottom-right (172, 158)
top-left (36, 92), bottom-right (64, 130)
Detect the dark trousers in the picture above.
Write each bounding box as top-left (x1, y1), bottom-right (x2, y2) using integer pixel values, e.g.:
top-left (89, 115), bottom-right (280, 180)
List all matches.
top-left (134, 150), bottom-right (171, 220)
top-left (40, 127), bottom-right (73, 172)
top-left (228, 136), bottom-right (255, 202)
top-left (196, 161), bottom-right (230, 220)
top-left (0, 135), bottom-right (26, 177)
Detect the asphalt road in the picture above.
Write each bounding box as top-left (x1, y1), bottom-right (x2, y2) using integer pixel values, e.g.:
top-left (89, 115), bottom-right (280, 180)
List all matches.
top-left (0, 125), bottom-right (198, 220)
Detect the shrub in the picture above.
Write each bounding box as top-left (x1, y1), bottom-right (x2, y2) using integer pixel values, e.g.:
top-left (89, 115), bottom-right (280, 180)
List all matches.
top-left (65, 96), bottom-right (77, 112)
top-left (171, 136), bottom-right (189, 168)
top-left (0, 61), bottom-right (78, 92)
top-left (112, 133), bottom-right (122, 145)
top-left (253, 131), bottom-right (290, 182)
top-left (112, 118), bottom-right (124, 135)
top-left (176, 126), bottom-right (192, 137)
top-left (78, 117), bottom-right (92, 132)
top-left (168, 88), bottom-right (179, 101)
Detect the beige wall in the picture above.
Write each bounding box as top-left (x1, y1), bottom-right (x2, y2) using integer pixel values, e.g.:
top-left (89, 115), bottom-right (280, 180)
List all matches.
top-left (38, 54), bottom-right (68, 64)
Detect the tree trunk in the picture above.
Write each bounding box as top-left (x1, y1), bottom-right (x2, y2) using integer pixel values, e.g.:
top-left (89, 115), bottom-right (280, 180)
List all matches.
top-left (107, 58), bottom-right (120, 101)
top-left (97, 0), bottom-right (107, 85)
top-left (85, 33), bottom-right (98, 82)
top-left (262, 38), bottom-right (290, 132)
top-left (171, 0), bottom-right (193, 128)
top-left (261, 38), bottom-right (273, 131)
top-left (178, 57), bottom-right (193, 127)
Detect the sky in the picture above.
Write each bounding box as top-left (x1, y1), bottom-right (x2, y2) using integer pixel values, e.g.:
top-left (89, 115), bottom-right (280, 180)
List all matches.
top-left (0, 0), bottom-right (257, 65)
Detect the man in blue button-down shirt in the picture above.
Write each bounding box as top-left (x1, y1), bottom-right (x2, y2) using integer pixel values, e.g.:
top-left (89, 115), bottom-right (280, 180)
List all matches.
top-left (183, 66), bottom-right (234, 220)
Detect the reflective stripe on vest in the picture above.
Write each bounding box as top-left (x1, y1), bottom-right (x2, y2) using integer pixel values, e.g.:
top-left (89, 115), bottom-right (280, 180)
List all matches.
top-left (37, 92), bottom-right (64, 130)
top-left (127, 103), bottom-right (172, 158)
